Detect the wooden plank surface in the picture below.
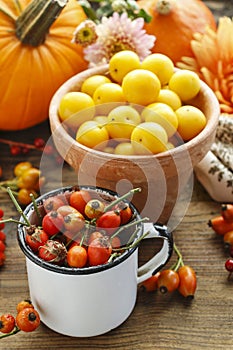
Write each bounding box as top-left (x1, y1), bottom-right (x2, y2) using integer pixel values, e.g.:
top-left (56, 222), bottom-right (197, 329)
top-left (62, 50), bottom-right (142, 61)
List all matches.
top-left (1, 2), bottom-right (233, 348)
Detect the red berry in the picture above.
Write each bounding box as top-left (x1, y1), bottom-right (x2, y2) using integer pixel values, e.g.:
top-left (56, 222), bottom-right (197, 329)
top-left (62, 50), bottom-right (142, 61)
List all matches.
top-left (10, 145), bottom-right (21, 156)
top-left (0, 251), bottom-right (6, 266)
top-left (0, 231), bottom-right (6, 242)
top-left (225, 258), bottom-right (233, 272)
top-left (0, 209), bottom-right (4, 218)
top-left (0, 241), bottom-right (6, 252)
top-left (34, 138), bottom-right (45, 149)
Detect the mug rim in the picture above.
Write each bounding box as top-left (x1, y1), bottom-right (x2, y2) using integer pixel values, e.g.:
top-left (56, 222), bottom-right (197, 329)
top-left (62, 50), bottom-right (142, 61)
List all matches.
top-left (17, 185), bottom-right (143, 275)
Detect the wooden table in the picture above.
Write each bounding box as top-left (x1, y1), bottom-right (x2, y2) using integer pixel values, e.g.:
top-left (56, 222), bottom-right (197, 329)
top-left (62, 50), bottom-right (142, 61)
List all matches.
top-left (1, 2), bottom-right (233, 348)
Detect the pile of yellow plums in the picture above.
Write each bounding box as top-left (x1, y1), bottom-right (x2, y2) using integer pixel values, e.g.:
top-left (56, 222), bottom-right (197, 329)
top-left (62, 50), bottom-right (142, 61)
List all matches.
top-left (58, 51), bottom-right (207, 155)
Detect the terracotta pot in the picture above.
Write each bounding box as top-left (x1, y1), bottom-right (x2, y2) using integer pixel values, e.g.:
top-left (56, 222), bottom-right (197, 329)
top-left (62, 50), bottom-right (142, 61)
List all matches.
top-left (49, 65), bottom-right (220, 228)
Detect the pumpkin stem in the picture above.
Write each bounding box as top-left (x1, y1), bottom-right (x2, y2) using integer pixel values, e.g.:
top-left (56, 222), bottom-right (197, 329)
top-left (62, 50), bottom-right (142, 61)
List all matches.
top-left (156, 0), bottom-right (175, 15)
top-left (15, 0), bottom-right (68, 46)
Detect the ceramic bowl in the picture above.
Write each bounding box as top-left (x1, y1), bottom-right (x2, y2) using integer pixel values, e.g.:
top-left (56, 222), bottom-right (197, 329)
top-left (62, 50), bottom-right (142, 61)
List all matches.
top-left (49, 65), bottom-right (220, 227)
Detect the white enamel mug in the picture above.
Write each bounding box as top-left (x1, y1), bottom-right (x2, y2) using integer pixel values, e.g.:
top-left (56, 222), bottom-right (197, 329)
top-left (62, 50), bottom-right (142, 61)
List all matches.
top-left (17, 186), bottom-right (173, 337)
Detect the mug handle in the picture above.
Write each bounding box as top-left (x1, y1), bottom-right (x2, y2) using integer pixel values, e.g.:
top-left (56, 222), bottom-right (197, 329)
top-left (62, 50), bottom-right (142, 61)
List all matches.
top-left (137, 222), bottom-right (173, 284)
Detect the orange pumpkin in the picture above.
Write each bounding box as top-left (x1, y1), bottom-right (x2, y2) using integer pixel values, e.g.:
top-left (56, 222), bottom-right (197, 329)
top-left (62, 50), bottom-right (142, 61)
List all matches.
top-left (0, 0), bottom-right (88, 131)
top-left (138, 0), bottom-right (217, 64)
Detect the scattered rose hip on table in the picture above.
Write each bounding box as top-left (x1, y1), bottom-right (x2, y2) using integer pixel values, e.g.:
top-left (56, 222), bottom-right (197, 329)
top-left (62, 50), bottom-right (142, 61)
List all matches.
top-left (208, 204), bottom-right (233, 280)
top-left (157, 269), bottom-right (180, 294)
top-left (221, 204), bottom-right (233, 222)
top-left (16, 308), bottom-right (40, 333)
top-left (208, 215), bottom-right (233, 235)
top-left (0, 300), bottom-right (40, 338)
top-left (140, 273), bottom-right (161, 292)
top-left (0, 314), bottom-right (16, 334)
top-left (140, 243), bottom-right (197, 299)
top-left (16, 300), bottom-right (34, 314)
top-left (177, 265), bottom-right (197, 299)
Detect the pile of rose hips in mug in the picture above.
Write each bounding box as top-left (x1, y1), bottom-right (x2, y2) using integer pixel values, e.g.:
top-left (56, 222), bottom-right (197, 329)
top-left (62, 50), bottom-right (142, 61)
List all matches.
top-left (0, 300), bottom-right (40, 338)
top-left (18, 187), bottom-right (147, 268)
top-left (208, 203), bottom-right (233, 279)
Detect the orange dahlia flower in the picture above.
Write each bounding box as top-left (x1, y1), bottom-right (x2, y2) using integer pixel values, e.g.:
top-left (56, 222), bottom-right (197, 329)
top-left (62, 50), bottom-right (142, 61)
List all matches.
top-left (177, 17), bottom-right (233, 115)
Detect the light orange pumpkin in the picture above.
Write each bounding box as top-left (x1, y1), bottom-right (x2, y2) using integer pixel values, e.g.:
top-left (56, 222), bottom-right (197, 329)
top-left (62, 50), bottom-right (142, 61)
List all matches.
top-left (0, 0), bottom-right (88, 131)
top-left (138, 0), bottom-right (217, 64)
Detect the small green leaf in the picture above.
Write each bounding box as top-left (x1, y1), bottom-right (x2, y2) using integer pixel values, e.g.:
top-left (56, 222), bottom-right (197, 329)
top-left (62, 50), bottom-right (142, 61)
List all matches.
top-left (137, 9), bottom-right (152, 23)
top-left (78, 0), bottom-right (98, 21)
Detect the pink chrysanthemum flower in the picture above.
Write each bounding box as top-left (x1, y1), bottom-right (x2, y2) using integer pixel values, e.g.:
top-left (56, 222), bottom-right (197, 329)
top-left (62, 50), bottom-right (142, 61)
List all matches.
top-left (84, 12), bottom-right (156, 66)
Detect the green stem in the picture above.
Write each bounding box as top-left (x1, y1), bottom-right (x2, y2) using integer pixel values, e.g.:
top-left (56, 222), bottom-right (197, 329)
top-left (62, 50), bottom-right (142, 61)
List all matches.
top-left (110, 217), bottom-right (149, 240)
top-left (7, 187), bottom-right (30, 226)
top-left (79, 231), bottom-right (86, 247)
top-left (0, 185), bottom-right (18, 195)
top-left (30, 193), bottom-right (42, 221)
top-left (126, 226), bottom-right (141, 245)
top-left (104, 187), bottom-right (141, 213)
top-left (127, 230), bottom-right (151, 249)
top-left (172, 243), bottom-right (184, 271)
top-left (112, 229), bottom-right (151, 252)
top-left (0, 326), bottom-right (21, 339)
top-left (0, 218), bottom-right (29, 226)
top-left (108, 252), bottom-right (121, 263)
top-left (15, 0), bottom-right (68, 46)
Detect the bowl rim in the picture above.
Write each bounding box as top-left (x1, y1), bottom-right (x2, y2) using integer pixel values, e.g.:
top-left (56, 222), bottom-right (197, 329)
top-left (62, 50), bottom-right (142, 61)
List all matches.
top-left (49, 64), bottom-right (220, 161)
top-left (17, 185), bottom-right (144, 275)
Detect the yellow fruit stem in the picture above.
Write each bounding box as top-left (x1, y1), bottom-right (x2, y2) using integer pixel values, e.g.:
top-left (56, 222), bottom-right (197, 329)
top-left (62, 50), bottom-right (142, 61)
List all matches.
top-left (15, 0), bottom-right (68, 46)
top-left (156, 0), bottom-right (175, 15)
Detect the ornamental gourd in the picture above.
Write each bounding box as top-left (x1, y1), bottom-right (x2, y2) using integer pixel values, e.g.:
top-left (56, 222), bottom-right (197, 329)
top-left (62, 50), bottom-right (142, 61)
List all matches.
top-left (138, 0), bottom-right (217, 64)
top-left (0, 0), bottom-right (88, 131)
